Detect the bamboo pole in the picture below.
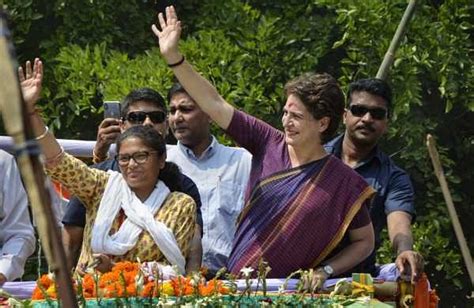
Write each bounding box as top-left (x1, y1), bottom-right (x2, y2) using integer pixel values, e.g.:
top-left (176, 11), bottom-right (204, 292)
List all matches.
top-left (0, 11), bottom-right (78, 306)
top-left (376, 0), bottom-right (417, 80)
top-left (426, 134), bottom-right (474, 287)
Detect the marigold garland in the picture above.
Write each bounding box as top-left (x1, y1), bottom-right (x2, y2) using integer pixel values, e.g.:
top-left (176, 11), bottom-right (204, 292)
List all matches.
top-left (32, 261), bottom-right (231, 300)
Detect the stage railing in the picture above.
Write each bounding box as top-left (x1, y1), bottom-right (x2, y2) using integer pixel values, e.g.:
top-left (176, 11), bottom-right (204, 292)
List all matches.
top-left (0, 135), bottom-right (116, 158)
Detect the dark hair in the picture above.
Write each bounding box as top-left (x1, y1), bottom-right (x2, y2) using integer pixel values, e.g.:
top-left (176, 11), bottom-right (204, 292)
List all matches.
top-left (116, 125), bottom-right (182, 191)
top-left (347, 78), bottom-right (392, 112)
top-left (167, 82), bottom-right (187, 102)
top-left (284, 72), bottom-right (345, 143)
top-left (121, 88), bottom-right (167, 118)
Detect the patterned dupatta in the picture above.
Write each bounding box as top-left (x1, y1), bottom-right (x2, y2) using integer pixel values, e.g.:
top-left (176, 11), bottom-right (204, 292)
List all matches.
top-left (227, 155), bottom-right (375, 278)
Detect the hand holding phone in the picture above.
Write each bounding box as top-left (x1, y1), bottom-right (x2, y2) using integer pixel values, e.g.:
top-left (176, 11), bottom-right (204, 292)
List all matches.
top-left (94, 118), bottom-right (121, 160)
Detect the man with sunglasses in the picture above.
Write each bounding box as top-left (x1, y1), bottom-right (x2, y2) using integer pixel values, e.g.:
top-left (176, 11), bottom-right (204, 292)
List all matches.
top-left (62, 88), bottom-right (204, 273)
top-left (324, 78), bottom-right (423, 283)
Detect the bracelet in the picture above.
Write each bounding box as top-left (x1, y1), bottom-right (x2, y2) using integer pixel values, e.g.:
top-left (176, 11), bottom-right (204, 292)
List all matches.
top-left (167, 56), bottom-right (185, 68)
top-left (44, 147), bottom-right (65, 168)
top-left (35, 126), bottom-right (49, 141)
top-left (92, 149), bottom-right (109, 164)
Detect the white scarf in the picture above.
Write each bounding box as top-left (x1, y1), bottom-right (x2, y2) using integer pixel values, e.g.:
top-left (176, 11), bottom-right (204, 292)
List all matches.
top-left (91, 171), bottom-right (186, 274)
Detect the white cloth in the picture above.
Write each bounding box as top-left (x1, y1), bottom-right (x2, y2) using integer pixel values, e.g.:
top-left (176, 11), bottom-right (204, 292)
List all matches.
top-left (167, 136), bottom-right (252, 273)
top-left (90, 171), bottom-right (185, 274)
top-left (140, 261), bottom-right (177, 280)
top-left (0, 150), bottom-right (35, 281)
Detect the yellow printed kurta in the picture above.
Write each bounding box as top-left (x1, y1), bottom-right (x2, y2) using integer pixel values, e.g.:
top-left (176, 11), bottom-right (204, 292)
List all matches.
top-left (46, 153), bottom-right (196, 271)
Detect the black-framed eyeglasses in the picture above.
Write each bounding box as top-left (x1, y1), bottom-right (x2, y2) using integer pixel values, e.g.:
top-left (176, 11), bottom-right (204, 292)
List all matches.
top-left (348, 105), bottom-right (388, 120)
top-left (116, 151), bottom-right (157, 166)
top-left (123, 111), bottom-right (166, 125)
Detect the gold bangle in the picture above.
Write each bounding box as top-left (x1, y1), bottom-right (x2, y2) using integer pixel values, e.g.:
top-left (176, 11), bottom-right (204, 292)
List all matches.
top-left (45, 147), bottom-right (65, 168)
top-left (35, 126), bottom-right (49, 141)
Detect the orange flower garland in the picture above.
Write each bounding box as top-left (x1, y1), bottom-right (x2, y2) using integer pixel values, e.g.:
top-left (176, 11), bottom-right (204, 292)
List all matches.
top-left (199, 279), bottom-right (231, 296)
top-left (32, 274), bottom-right (56, 300)
top-left (32, 262), bottom-right (231, 300)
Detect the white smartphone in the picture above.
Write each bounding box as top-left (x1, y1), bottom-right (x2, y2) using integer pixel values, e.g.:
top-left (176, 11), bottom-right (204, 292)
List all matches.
top-left (103, 101), bottom-right (121, 119)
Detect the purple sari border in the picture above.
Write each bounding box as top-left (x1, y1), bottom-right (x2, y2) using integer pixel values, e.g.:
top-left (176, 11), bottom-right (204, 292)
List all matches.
top-left (311, 185), bottom-right (375, 267)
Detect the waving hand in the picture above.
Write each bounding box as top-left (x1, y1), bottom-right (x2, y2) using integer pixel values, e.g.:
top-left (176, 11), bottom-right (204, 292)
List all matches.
top-left (151, 6), bottom-right (182, 64)
top-left (150, 5), bottom-right (235, 130)
top-left (18, 58), bottom-right (43, 110)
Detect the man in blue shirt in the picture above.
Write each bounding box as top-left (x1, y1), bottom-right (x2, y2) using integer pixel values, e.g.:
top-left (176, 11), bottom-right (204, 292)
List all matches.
top-left (324, 78), bottom-right (423, 282)
top-left (166, 82), bottom-right (252, 278)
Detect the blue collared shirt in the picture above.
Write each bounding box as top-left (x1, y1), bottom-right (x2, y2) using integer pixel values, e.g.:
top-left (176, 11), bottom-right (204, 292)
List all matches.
top-left (167, 137), bottom-right (252, 273)
top-left (324, 134), bottom-right (415, 273)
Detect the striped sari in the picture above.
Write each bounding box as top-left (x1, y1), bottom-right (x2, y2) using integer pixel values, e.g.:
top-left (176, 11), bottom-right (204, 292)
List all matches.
top-left (227, 155), bottom-right (374, 278)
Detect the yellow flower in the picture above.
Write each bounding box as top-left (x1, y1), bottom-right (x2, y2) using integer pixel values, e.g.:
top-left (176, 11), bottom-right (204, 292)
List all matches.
top-left (46, 285), bottom-right (57, 298)
top-left (162, 282), bottom-right (175, 296)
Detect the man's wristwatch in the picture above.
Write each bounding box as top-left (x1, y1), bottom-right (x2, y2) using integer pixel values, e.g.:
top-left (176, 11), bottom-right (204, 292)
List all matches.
top-left (321, 265), bottom-right (334, 277)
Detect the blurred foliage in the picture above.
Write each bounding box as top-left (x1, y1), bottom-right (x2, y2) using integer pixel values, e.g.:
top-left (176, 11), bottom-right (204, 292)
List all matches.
top-left (2, 0), bottom-right (473, 305)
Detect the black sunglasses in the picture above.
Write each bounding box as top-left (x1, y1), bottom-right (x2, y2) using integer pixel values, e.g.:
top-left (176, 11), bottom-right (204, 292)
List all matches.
top-left (348, 105), bottom-right (388, 120)
top-left (124, 111), bottom-right (166, 124)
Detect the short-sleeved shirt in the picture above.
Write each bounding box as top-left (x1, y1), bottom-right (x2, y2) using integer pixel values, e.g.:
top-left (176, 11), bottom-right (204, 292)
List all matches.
top-left (62, 157), bottom-right (203, 229)
top-left (226, 110), bottom-right (371, 230)
top-left (324, 134), bottom-right (416, 273)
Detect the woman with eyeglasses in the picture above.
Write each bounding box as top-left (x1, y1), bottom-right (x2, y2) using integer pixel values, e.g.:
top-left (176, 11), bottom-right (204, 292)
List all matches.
top-left (153, 6), bottom-right (376, 288)
top-left (20, 59), bottom-right (196, 275)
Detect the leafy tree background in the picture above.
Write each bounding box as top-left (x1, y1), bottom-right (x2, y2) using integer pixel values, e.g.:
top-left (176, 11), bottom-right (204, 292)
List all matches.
top-left (2, 0), bottom-right (473, 305)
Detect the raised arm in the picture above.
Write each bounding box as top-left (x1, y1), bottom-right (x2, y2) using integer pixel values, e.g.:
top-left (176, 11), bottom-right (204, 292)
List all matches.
top-left (151, 6), bottom-right (235, 130)
top-left (19, 59), bottom-right (107, 206)
top-left (18, 58), bottom-right (62, 160)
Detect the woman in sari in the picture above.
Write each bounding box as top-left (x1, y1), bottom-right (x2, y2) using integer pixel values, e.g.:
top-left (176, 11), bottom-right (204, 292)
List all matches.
top-left (152, 7), bottom-right (375, 286)
top-left (20, 59), bottom-right (197, 275)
